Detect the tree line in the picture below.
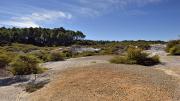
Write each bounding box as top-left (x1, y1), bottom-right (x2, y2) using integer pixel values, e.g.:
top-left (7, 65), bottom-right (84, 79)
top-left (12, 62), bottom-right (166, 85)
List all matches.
top-left (75, 40), bottom-right (165, 46)
top-left (0, 27), bottom-right (165, 47)
top-left (0, 27), bottom-right (86, 46)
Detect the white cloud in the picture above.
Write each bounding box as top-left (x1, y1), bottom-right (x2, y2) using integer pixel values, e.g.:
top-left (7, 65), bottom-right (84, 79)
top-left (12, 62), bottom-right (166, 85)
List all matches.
top-left (78, 0), bottom-right (163, 9)
top-left (0, 10), bottom-right (72, 28)
top-left (0, 21), bottom-right (39, 28)
top-left (68, 0), bottom-right (164, 16)
top-left (0, 0), bottom-right (165, 27)
top-left (14, 11), bottom-right (72, 22)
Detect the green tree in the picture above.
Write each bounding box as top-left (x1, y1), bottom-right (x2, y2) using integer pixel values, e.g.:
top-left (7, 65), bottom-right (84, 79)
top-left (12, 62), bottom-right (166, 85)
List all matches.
top-left (0, 27), bottom-right (86, 46)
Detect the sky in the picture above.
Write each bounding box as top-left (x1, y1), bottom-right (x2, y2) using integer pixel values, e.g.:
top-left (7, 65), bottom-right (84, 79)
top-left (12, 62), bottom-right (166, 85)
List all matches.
top-left (0, 0), bottom-right (180, 41)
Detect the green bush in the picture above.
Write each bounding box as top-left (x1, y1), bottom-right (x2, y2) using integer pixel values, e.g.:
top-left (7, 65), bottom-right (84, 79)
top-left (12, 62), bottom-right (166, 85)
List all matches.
top-left (0, 50), bottom-right (13, 68)
top-left (110, 56), bottom-right (128, 64)
top-left (137, 43), bottom-right (150, 50)
top-left (137, 55), bottom-right (160, 66)
top-left (151, 55), bottom-right (160, 63)
top-left (30, 50), bottom-right (50, 62)
top-left (62, 50), bottom-right (73, 58)
top-left (0, 54), bottom-right (11, 68)
top-left (166, 40), bottom-right (180, 52)
top-left (110, 48), bottom-right (160, 66)
top-left (49, 52), bottom-right (64, 61)
top-left (127, 48), bottom-right (147, 60)
top-left (169, 45), bottom-right (180, 55)
top-left (10, 55), bottom-right (44, 75)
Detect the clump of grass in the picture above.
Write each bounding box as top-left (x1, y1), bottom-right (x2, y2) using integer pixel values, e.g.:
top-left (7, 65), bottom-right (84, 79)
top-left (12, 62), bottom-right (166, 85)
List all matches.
top-left (110, 56), bottom-right (138, 64)
top-left (25, 80), bottom-right (49, 93)
top-left (110, 47), bottom-right (160, 66)
top-left (91, 61), bottom-right (97, 63)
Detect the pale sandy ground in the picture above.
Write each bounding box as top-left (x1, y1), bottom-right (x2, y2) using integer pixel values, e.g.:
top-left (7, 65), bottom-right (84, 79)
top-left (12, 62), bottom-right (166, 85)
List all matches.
top-left (0, 55), bottom-right (180, 101)
top-left (0, 56), bottom-right (112, 101)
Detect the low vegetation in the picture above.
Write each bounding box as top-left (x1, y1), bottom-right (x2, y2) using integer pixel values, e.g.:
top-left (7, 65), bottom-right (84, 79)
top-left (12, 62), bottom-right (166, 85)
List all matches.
top-left (25, 81), bottom-right (49, 93)
top-left (1, 43), bottom-right (40, 53)
top-left (166, 40), bottom-right (180, 55)
top-left (0, 54), bottom-right (11, 68)
top-left (73, 51), bottom-right (99, 57)
top-left (48, 52), bottom-right (64, 61)
top-left (30, 50), bottom-right (51, 62)
top-left (169, 44), bottom-right (180, 55)
top-left (9, 55), bottom-right (44, 77)
top-left (110, 47), bottom-right (160, 66)
top-left (0, 50), bottom-right (13, 68)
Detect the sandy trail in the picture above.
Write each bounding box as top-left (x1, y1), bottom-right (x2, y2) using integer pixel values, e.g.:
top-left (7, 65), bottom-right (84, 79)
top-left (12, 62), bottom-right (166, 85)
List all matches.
top-left (0, 83), bottom-right (23, 101)
top-left (155, 56), bottom-right (180, 78)
top-left (42, 55), bottom-right (112, 70)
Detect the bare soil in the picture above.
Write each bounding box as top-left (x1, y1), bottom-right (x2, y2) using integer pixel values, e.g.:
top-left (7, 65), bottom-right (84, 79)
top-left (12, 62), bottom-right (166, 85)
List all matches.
top-left (25, 55), bottom-right (180, 101)
top-left (28, 64), bottom-right (179, 101)
top-left (0, 55), bottom-right (180, 101)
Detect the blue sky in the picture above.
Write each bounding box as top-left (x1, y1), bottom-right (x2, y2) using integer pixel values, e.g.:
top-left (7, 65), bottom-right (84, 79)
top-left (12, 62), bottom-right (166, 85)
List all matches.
top-left (0, 0), bottom-right (180, 41)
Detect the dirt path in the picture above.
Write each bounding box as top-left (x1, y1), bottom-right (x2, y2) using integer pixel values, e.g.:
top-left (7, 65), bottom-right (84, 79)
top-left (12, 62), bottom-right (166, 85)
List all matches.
top-left (155, 56), bottom-right (180, 78)
top-left (42, 55), bottom-right (112, 71)
top-left (0, 83), bottom-right (23, 101)
top-left (158, 68), bottom-right (180, 78)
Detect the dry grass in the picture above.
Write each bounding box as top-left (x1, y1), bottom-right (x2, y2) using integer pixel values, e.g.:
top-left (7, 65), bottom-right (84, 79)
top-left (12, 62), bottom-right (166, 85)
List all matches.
top-left (28, 63), bottom-right (179, 101)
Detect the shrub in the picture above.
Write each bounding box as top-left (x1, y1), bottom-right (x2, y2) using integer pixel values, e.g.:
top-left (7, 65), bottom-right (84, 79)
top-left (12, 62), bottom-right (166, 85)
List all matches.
top-left (137, 43), bottom-right (150, 50)
top-left (166, 40), bottom-right (180, 52)
top-left (127, 48), bottom-right (147, 60)
top-left (0, 54), bottom-right (11, 68)
top-left (110, 56), bottom-right (128, 64)
top-left (0, 50), bottom-right (13, 68)
top-left (151, 55), bottom-right (160, 63)
top-left (169, 45), bottom-right (180, 55)
top-left (10, 55), bottom-right (44, 75)
top-left (110, 48), bottom-right (160, 66)
top-left (138, 55), bottom-right (160, 66)
top-left (62, 50), bottom-right (73, 58)
top-left (30, 50), bottom-right (50, 62)
top-left (49, 52), bottom-right (64, 61)
top-left (3, 43), bottom-right (40, 53)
